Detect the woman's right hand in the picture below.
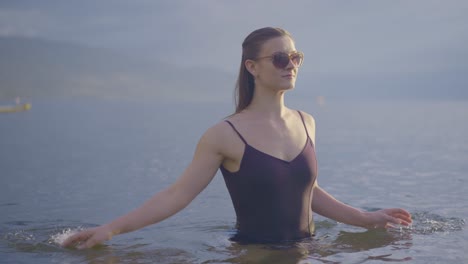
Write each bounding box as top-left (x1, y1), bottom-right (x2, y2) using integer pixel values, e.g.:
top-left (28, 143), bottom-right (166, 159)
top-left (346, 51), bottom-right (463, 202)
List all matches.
top-left (61, 225), bottom-right (114, 249)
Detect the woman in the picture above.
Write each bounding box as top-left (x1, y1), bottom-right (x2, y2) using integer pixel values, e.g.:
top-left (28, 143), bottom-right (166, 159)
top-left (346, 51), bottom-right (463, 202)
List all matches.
top-left (62, 27), bottom-right (412, 249)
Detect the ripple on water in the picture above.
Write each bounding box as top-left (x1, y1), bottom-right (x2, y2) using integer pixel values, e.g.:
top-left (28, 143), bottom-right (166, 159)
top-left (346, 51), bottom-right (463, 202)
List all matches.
top-left (408, 211), bottom-right (465, 235)
top-left (1, 211), bottom-right (465, 263)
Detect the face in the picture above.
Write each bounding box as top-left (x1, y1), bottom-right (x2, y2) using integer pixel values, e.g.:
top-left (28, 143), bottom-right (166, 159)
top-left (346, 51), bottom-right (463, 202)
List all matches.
top-left (246, 36), bottom-right (302, 92)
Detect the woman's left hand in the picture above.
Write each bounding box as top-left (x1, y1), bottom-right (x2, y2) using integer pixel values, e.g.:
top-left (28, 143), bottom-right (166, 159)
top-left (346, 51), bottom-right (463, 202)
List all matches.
top-left (364, 208), bottom-right (413, 229)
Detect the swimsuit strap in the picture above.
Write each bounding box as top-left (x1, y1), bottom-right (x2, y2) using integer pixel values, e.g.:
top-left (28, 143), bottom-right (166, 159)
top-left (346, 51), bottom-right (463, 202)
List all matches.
top-left (297, 110), bottom-right (310, 139)
top-left (225, 120), bottom-right (248, 145)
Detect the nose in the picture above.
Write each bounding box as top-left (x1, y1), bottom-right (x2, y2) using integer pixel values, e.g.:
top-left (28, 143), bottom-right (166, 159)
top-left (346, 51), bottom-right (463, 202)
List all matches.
top-left (285, 58), bottom-right (296, 70)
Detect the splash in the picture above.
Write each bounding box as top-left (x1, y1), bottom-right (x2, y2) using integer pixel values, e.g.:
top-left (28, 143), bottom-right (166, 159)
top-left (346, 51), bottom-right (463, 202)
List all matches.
top-left (48, 227), bottom-right (84, 246)
top-left (2, 225), bottom-right (89, 252)
top-left (405, 212), bottom-right (465, 235)
top-left (3, 230), bottom-right (35, 242)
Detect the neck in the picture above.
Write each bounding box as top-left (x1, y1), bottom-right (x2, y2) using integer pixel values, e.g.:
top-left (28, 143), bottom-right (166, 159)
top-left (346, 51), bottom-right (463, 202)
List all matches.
top-left (245, 85), bottom-right (288, 119)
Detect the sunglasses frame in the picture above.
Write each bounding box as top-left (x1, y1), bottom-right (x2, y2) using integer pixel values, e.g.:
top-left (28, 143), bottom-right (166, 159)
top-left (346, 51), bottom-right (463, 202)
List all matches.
top-left (255, 51), bottom-right (304, 69)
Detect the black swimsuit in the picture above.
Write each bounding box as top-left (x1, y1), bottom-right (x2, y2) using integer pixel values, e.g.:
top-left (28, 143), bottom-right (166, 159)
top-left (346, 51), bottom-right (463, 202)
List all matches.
top-left (220, 111), bottom-right (318, 243)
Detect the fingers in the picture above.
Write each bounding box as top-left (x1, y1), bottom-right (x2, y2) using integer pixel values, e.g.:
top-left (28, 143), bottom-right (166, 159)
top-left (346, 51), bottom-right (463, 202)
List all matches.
top-left (395, 215), bottom-right (412, 226)
top-left (77, 237), bottom-right (98, 250)
top-left (62, 231), bottom-right (88, 247)
top-left (62, 229), bottom-right (94, 248)
top-left (378, 208), bottom-right (413, 228)
top-left (387, 208), bottom-right (412, 218)
top-left (386, 208), bottom-right (413, 225)
top-left (385, 215), bottom-right (402, 226)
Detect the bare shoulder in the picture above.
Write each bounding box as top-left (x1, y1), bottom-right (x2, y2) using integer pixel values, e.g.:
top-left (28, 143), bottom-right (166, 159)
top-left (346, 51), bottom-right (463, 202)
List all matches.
top-left (297, 110), bottom-right (316, 130)
top-left (296, 110), bottom-right (316, 143)
top-left (198, 119), bottom-right (239, 152)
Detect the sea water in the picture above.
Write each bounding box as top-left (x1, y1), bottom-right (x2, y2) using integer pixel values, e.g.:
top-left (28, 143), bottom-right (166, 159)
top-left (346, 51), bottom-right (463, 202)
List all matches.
top-left (1, 98), bottom-right (466, 263)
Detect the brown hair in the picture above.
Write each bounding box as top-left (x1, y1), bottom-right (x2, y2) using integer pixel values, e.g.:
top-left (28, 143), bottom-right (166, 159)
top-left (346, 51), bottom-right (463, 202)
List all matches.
top-left (234, 27), bottom-right (292, 113)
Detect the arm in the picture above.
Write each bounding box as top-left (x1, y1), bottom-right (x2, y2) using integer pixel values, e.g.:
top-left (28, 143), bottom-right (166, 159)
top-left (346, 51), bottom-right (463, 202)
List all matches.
top-left (312, 183), bottom-right (412, 228)
top-left (299, 111), bottom-right (412, 229)
top-left (62, 125), bottom-right (224, 249)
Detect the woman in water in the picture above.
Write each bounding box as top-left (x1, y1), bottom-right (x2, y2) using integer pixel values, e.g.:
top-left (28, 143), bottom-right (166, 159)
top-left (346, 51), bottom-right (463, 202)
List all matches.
top-left (62, 27), bottom-right (412, 249)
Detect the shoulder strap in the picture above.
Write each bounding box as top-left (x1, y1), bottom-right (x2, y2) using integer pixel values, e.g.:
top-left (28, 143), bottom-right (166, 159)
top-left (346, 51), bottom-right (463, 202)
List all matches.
top-left (225, 120), bottom-right (248, 145)
top-left (297, 110), bottom-right (310, 139)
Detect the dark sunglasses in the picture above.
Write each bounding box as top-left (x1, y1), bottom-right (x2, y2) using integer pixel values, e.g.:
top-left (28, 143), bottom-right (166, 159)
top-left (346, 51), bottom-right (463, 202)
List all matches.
top-left (255, 51), bottom-right (304, 69)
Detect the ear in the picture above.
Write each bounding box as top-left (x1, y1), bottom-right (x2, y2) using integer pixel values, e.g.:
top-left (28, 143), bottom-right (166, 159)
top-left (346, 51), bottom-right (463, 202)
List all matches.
top-left (244, 59), bottom-right (257, 77)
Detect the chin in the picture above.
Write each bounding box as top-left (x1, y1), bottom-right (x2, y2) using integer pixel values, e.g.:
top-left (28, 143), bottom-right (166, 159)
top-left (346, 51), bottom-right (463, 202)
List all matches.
top-left (281, 81), bottom-right (296, 91)
top-left (269, 80), bottom-right (296, 91)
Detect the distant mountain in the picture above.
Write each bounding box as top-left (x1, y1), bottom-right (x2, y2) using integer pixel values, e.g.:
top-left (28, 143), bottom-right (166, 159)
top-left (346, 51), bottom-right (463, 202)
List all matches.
top-left (294, 71), bottom-right (468, 101)
top-left (1, 37), bottom-right (466, 102)
top-left (0, 37), bottom-right (235, 102)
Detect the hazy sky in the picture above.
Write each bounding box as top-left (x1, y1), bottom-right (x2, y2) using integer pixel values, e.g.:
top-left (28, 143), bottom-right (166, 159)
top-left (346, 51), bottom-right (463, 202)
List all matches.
top-left (1, 1), bottom-right (467, 76)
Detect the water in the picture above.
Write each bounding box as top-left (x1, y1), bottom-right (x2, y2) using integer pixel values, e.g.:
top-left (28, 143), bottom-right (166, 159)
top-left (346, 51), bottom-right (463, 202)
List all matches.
top-left (1, 98), bottom-right (467, 263)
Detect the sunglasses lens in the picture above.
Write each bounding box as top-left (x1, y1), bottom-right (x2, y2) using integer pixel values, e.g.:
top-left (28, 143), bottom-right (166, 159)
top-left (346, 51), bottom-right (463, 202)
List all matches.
top-left (291, 53), bottom-right (303, 67)
top-left (272, 53), bottom-right (290, 69)
top-left (271, 52), bottom-right (303, 69)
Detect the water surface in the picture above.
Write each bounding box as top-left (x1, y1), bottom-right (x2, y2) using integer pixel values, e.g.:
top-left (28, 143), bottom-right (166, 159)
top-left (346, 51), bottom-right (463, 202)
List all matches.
top-left (1, 99), bottom-right (466, 263)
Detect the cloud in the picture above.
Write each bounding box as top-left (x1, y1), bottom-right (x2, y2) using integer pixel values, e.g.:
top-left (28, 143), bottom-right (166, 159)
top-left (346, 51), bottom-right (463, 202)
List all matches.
top-left (0, 1), bottom-right (466, 75)
top-left (294, 1), bottom-right (468, 74)
top-left (0, 9), bottom-right (49, 37)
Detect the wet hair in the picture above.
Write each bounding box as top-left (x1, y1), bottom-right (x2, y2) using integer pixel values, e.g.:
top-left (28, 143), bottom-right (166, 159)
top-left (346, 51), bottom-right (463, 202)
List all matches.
top-left (234, 27), bottom-right (293, 113)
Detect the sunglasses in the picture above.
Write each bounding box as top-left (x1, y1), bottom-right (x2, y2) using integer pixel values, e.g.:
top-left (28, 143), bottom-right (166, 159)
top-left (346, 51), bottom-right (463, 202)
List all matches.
top-left (255, 51), bottom-right (304, 69)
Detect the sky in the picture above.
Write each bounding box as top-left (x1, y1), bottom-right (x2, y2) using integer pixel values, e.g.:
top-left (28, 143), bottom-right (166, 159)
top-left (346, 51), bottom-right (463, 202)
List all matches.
top-left (0, 0), bottom-right (467, 99)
